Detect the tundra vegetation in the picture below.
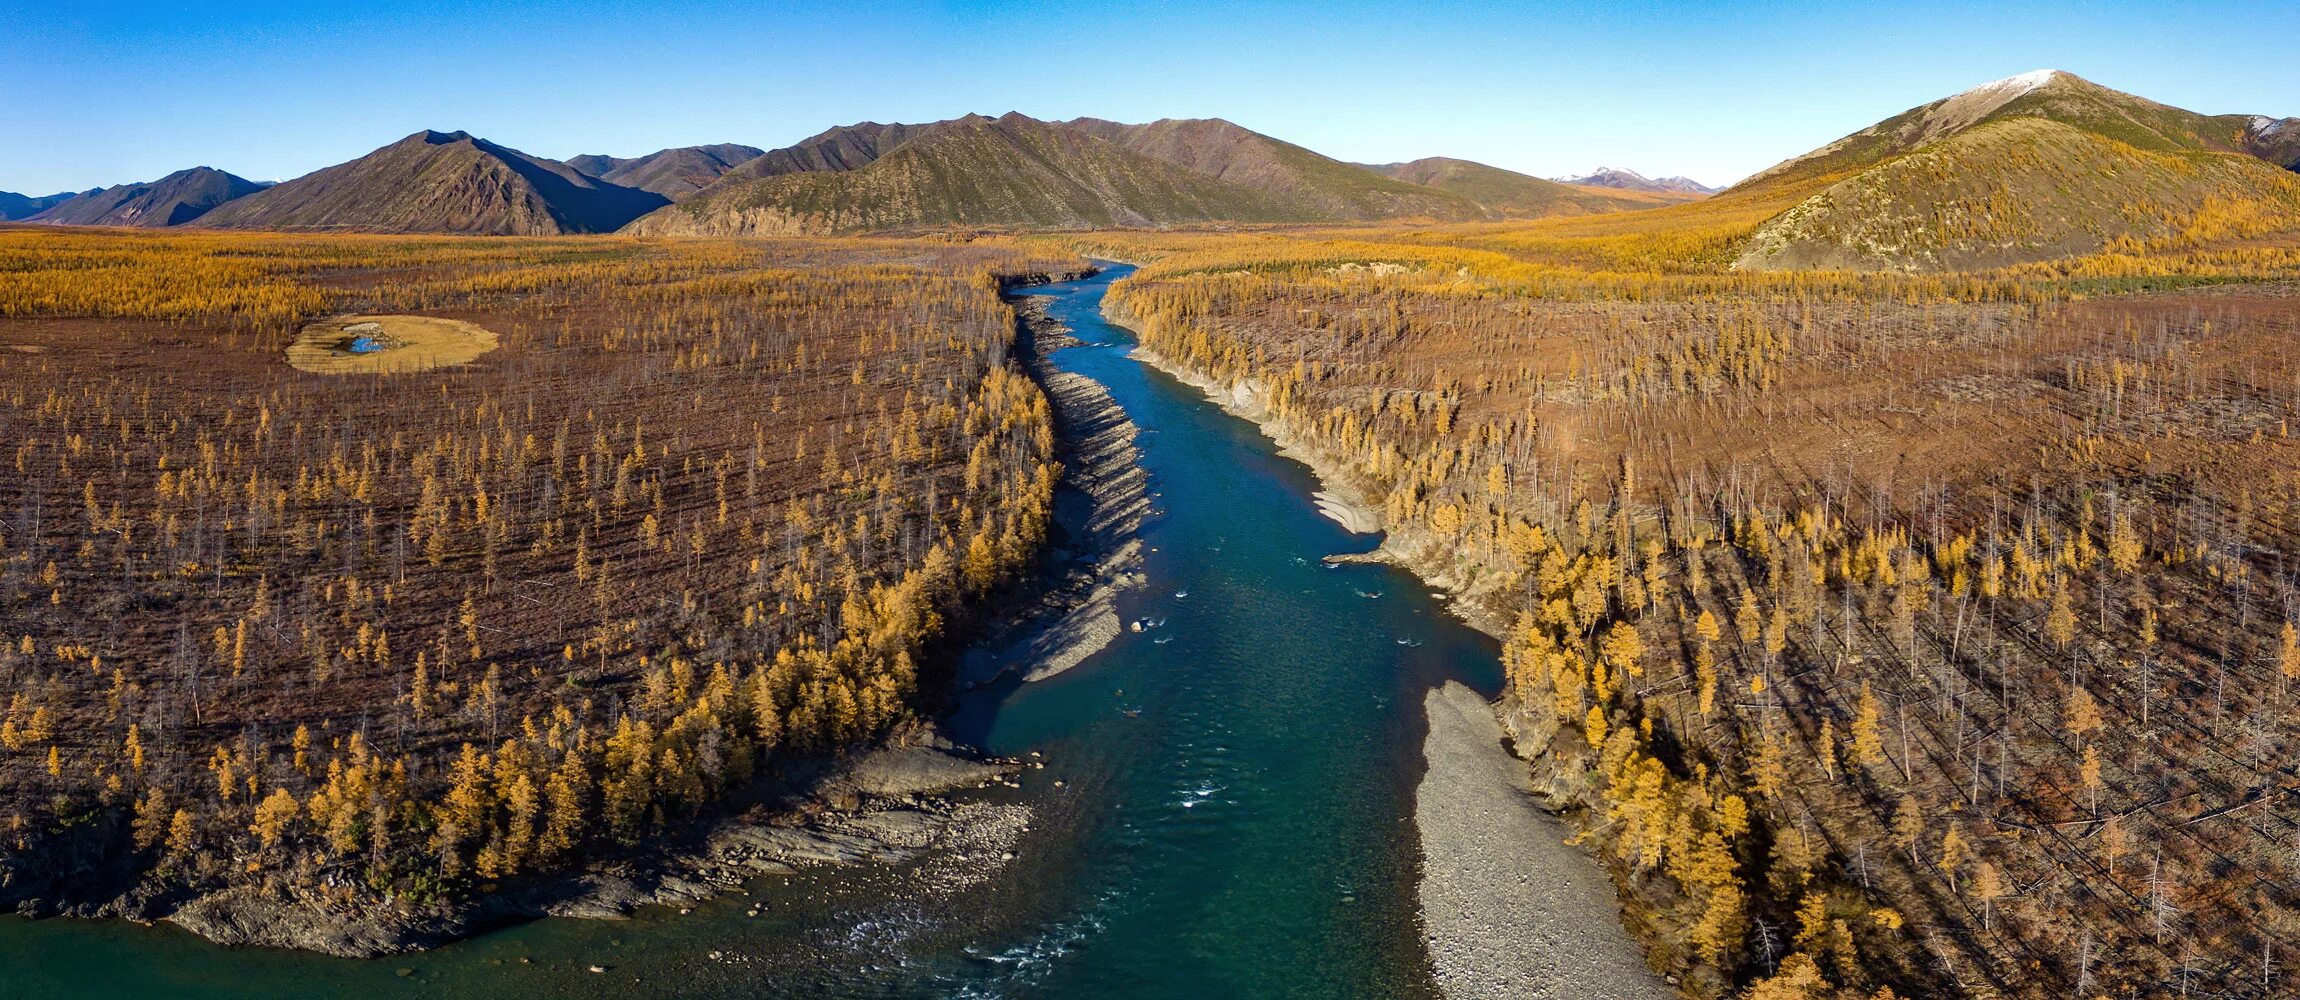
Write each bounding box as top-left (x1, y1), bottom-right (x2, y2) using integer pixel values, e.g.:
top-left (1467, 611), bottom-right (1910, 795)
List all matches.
top-left (1052, 188), bottom-right (2300, 998)
top-left (0, 228), bottom-right (1075, 911)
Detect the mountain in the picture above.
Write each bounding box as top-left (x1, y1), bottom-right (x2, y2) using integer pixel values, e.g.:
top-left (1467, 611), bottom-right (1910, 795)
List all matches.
top-left (1731, 70), bottom-right (2300, 271)
top-left (0, 189), bottom-right (90, 221)
top-left (1367, 157), bottom-right (1683, 217)
top-left (631, 113), bottom-right (1537, 235)
top-left (723, 122), bottom-right (935, 180)
top-left (625, 113), bottom-right (1322, 236)
top-left (565, 143), bottom-right (763, 200)
top-left (1059, 117), bottom-right (1484, 222)
top-left (2247, 116), bottom-right (2300, 171)
top-left (199, 130), bottom-right (668, 235)
top-left (1555, 167), bottom-right (1717, 196)
top-left (24, 168), bottom-right (266, 227)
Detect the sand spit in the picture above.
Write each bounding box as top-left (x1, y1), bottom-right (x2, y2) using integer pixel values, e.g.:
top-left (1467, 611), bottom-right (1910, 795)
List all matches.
top-left (1416, 682), bottom-right (1667, 1000)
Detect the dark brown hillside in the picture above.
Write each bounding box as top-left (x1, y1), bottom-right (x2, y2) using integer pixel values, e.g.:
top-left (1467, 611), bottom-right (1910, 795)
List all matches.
top-left (1062, 116), bottom-right (1485, 221)
top-left (198, 130), bottom-right (668, 235)
top-left (26, 168), bottom-right (266, 227)
top-left (565, 143), bottom-right (764, 200)
top-left (632, 114), bottom-right (1672, 234)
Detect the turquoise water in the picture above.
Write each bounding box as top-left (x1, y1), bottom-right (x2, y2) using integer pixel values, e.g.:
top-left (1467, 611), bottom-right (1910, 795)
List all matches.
top-left (0, 264), bottom-right (1502, 999)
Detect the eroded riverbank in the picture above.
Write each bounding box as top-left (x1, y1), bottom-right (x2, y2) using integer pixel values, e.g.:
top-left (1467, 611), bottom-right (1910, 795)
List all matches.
top-left (958, 295), bottom-right (1149, 687)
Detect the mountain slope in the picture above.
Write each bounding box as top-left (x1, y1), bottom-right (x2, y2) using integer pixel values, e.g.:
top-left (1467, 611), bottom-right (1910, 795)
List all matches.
top-left (725, 122), bottom-right (935, 180)
top-left (565, 143), bottom-right (763, 200)
top-left (1733, 71), bottom-right (2300, 271)
top-left (1368, 157), bottom-right (1682, 217)
top-left (199, 130), bottom-right (668, 235)
top-left (1555, 167), bottom-right (1716, 196)
top-left (1062, 117), bottom-right (1484, 222)
top-left (26, 168), bottom-right (266, 227)
top-left (625, 113), bottom-right (1315, 235)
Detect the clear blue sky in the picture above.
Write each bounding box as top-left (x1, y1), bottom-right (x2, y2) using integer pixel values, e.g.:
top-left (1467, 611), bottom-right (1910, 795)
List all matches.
top-left (6, 0), bottom-right (2296, 195)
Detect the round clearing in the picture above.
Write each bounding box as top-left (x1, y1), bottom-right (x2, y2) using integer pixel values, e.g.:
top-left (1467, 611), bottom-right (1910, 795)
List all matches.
top-left (286, 315), bottom-right (498, 374)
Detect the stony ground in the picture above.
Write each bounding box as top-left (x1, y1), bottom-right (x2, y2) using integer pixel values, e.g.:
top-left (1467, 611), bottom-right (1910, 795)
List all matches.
top-left (1415, 681), bottom-right (1666, 1000)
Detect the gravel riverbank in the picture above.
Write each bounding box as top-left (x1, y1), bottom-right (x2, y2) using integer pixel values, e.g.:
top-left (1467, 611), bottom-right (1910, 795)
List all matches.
top-left (1416, 682), bottom-right (1666, 1000)
top-left (960, 294), bottom-right (1148, 685)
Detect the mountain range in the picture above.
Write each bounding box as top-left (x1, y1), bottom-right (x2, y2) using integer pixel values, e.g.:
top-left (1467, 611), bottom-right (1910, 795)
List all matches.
top-left (2, 114), bottom-right (1690, 237)
top-left (1552, 166), bottom-right (1719, 196)
top-left (22, 167), bottom-right (267, 227)
top-left (0, 188), bottom-right (92, 221)
top-left (6, 70), bottom-right (2295, 271)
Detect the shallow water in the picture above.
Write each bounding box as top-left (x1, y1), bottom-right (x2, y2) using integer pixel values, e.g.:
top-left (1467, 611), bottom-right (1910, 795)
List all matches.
top-left (0, 264), bottom-right (1503, 999)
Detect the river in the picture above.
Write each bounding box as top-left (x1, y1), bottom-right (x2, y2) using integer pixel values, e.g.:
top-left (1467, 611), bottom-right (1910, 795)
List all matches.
top-left (0, 263), bottom-right (1507, 999)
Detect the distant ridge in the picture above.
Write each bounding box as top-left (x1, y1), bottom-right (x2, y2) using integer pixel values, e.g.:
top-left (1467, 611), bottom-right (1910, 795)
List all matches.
top-left (199, 130), bottom-right (668, 235)
top-left (1367, 157), bottom-right (1689, 217)
top-left (1553, 166), bottom-right (1717, 196)
top-left (566, 143), bottom-right (764, 200)
top-left (0, 188), bottom-right (92, 221)
top-left (26, 168), bottom-right (266, 227)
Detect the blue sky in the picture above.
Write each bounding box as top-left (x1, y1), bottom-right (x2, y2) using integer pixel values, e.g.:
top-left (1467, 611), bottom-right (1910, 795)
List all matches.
top-left (5, 0), bottom-right (2295, 194)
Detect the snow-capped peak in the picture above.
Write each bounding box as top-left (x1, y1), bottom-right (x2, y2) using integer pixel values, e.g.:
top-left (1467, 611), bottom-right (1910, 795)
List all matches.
top-left (1963, 69), bottom-right (2063, 100)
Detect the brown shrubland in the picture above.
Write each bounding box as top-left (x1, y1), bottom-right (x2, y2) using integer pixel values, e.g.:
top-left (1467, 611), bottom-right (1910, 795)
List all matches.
top-left (0, 226), bottom-right (1075, 899)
